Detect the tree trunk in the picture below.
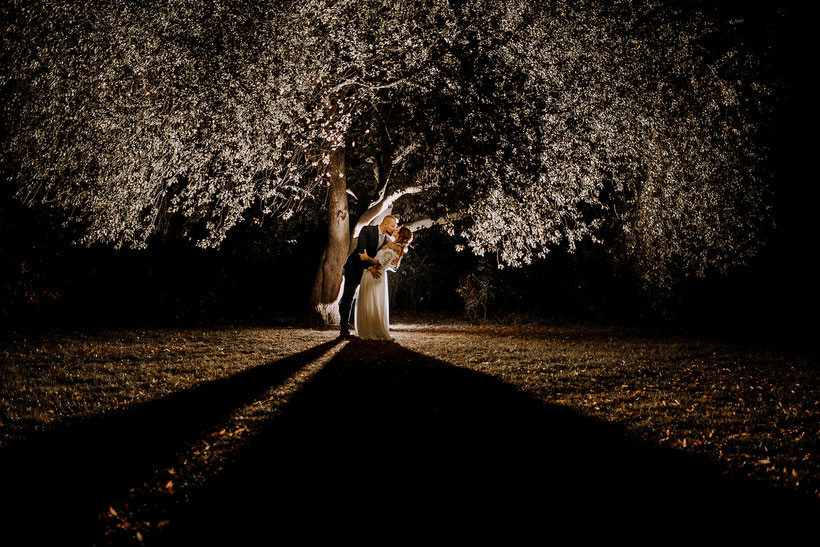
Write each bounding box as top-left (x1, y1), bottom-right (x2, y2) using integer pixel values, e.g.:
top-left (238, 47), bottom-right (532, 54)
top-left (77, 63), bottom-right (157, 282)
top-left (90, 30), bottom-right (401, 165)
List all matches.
top-left (306, 147), bottom-right (349, 325)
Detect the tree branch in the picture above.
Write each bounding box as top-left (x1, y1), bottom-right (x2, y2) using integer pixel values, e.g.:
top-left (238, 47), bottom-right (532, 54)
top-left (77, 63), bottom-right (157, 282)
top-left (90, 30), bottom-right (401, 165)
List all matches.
top-left (353, 186), bottom-right (423, 237)
top-left (391, 141), bottom-right (420, 167)
top-left (365, 141), bottom-right (420, 210)
top-left (404, 211), bottom-right (467, 232)
top-left (365, 155), bottom-right (386, 207)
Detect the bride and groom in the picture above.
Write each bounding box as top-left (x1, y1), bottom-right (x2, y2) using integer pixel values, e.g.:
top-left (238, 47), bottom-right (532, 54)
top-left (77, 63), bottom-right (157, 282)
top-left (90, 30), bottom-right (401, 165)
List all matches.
top-left (339, 215), bottom-right (413, 341)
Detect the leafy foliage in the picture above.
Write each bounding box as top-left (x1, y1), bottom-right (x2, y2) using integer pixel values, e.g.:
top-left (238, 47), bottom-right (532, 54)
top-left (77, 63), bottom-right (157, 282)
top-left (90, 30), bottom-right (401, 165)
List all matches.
top-left (1, 0), bottom-right (779, 292)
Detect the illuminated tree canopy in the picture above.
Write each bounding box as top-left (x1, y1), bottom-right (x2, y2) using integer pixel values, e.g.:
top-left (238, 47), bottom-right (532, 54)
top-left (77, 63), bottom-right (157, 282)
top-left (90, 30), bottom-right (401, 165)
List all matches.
top-left (1, 0), bottom-right (779, 315)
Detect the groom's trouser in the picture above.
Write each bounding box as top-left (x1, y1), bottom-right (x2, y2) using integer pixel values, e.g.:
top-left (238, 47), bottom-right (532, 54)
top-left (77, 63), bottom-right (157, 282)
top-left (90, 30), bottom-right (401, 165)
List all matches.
top-left (338, 269), bottom-right (361, 331)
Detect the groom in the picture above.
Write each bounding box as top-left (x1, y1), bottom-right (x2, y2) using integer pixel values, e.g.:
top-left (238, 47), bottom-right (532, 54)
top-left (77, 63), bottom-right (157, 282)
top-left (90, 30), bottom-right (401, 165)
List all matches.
top-left (338, 215), bottom-right (398, 338)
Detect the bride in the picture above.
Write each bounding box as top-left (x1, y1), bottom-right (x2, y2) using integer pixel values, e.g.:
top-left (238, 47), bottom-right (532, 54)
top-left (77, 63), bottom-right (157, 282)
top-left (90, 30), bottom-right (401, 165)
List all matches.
top-left (355, 226), bottom-right (413, 341)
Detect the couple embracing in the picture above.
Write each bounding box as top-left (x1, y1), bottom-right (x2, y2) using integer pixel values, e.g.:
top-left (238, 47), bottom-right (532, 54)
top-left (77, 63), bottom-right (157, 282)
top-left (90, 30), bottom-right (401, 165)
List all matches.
top-left (339, 215), bottom-right (413, 341)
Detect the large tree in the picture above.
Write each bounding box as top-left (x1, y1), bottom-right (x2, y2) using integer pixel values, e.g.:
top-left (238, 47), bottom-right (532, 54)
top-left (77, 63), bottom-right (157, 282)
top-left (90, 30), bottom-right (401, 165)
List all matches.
top-left (1, 0), bottom-right (778, 321)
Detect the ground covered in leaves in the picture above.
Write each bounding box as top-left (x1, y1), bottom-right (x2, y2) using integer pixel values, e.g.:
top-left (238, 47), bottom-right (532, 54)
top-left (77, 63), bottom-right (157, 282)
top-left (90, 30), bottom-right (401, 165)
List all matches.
top-left (1, 319), bottom-right (817, 543)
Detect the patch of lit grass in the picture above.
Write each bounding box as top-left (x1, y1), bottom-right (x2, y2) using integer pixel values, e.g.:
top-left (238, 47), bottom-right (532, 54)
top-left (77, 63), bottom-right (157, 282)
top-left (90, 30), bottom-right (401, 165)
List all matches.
top-left (0, 327), bottom-right (335, 444)
top-left (1, 320), bottom-right (816, 509)
top-left (394, 320), bottom-right (818, 496)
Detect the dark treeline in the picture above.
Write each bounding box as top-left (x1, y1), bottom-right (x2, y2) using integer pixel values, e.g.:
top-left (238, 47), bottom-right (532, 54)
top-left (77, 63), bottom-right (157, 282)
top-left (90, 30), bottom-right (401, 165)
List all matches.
top-left (2, 163), bottom-right (814, 340)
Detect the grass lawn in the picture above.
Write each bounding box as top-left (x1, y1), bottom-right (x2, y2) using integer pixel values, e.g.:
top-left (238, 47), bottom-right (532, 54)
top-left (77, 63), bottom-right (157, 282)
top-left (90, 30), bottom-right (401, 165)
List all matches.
top-left (1, 319), bottom-right (817, 542)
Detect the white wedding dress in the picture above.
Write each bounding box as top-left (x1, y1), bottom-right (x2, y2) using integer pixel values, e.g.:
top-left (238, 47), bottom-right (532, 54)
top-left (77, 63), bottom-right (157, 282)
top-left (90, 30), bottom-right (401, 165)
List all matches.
top-left (355, 246), bottom-right (399, 340)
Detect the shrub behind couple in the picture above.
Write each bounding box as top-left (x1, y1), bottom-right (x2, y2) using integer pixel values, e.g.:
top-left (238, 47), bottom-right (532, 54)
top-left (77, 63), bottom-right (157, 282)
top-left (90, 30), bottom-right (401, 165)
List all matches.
top-left (339, 215), bottom-right (413, 341)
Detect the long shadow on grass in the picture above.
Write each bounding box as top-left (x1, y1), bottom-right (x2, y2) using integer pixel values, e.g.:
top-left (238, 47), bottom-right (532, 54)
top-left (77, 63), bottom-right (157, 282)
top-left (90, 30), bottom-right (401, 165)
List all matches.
top-left (162, 339), bottom-right (816, 541)
top-left (0, 338), bottom-right (341, 544)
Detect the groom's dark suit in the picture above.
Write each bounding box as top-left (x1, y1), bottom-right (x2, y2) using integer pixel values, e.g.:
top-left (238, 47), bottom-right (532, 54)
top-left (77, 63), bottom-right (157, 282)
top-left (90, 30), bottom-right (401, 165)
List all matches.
top-left (339, 225), bottom-right (384, 333)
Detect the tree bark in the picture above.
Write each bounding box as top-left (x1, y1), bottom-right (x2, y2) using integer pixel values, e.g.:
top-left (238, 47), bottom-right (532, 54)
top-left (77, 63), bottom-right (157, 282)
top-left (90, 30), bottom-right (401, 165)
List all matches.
top-left (306, 147), bottom-right (349, 325)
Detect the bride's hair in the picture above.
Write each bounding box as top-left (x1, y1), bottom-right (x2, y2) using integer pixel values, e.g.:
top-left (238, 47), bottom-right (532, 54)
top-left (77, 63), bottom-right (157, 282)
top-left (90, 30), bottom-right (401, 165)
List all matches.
top-left (385, 226), bottom-right (413, 258)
